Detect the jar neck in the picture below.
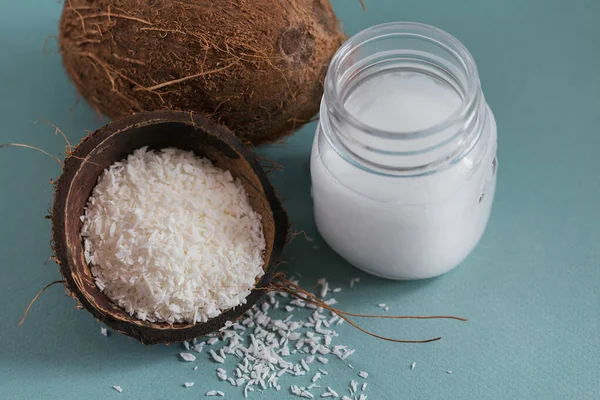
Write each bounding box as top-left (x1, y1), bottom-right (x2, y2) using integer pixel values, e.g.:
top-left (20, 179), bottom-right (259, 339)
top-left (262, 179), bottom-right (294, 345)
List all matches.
top-left (321, 22), bottom-right (487, 177)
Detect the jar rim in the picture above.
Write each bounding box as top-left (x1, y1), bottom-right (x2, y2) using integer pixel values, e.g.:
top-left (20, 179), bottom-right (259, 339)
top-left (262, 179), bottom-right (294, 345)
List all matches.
top-left (324, 22), bottom-right (481, 140)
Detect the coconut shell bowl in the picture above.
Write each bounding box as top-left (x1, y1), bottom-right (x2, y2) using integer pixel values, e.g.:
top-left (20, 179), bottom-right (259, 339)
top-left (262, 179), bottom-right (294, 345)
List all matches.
top-left (51, 110), bottom-right (289, 345)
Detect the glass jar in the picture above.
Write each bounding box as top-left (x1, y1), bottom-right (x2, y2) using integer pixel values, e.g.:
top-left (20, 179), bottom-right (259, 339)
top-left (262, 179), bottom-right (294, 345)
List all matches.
top-left (310, 22), bottom-right (498, 280)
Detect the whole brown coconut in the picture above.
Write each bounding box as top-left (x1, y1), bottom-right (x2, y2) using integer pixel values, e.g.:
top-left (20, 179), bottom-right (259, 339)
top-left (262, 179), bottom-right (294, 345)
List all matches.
top-left (59, 0), bottom-right (345, 145)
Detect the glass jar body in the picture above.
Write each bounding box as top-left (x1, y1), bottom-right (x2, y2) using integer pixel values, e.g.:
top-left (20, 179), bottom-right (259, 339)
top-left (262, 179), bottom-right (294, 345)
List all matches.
top-left (311, 105), bottom-right (497, 280)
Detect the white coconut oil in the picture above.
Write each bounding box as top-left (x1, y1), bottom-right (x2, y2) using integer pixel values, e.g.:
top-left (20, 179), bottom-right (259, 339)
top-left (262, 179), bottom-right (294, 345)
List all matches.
top-left (311, 23), bottom-right (498, 279)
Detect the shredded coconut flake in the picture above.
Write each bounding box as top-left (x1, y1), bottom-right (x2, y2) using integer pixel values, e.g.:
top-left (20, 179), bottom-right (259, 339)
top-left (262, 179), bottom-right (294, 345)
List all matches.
top-left (100, 327), bottom-right (108, 337)
top-left (112, 386), bottom-right (123, 393)
top-left (81, 147), bottom-right (266, 324)
top-left (184, 382), bottom-right (194, 388)
top-left (180, 353), bottom-right (196, 362)
top-left (178, 279), bottom-right (373, 399)
top-left (317, 278), bottom-right (329, 298)
top-left (411, 362), bottom-right (416, 370)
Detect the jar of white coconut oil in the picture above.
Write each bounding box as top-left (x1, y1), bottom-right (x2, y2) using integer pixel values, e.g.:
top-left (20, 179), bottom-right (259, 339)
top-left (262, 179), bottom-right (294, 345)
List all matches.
top-left (311, 22), bottom-right (498, 280)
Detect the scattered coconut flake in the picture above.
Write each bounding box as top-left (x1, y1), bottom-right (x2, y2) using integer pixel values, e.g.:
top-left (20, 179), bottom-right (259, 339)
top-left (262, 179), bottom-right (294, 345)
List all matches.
top-left (362, 383), bottom-right (368, 391)
top-left (350, 380), bottom-right (358, 394)
top-left (446, 370), bottom-right (453, 374)
top-left (340, 349), bottom-right (355, 360)
top-left (301, 359), bottom-right (310, 372)
top-left (193, 344), bottom-right (204, 353)
top-left (311, 372), bottom-right (322, 383)
top-left (183, 382), bottom-right (194, 388)
top-left (206, 390), bottom-right (225, 396)
top-left (348, 364), bottom-right (354, 369)
top-left (384, 307), bottom-right (389, 312)
top-left (333, 288), bottom-right (342, 293)
top-left (112, 386), bottom-right (123, 393)
top-left (100, 327), bottom-right (108, 337)
top-left (173, 279), bottom-right (374, 399)
top-left (194, 366), bottom-right (199, 371)
top-left (411, 362), bottom-right (416, 370)
top-left (317, 278), bottom-right (329, 299)
top-left (349, 278), bottom-right (360, 288)
top-left (180, 353), bottom-right (196, 362)
top-left (342, 397), bottom-right (352, 400)
top-left (210, 350), bottom-right (225, 363)
top-left (291, 385), bottom-right (314, 399)
top-left (358, 395), bottom-right (367, 400)
top-left (358, 371), bottom-right (369, 379)
top-left (377, 304), bottom-right (386, 308)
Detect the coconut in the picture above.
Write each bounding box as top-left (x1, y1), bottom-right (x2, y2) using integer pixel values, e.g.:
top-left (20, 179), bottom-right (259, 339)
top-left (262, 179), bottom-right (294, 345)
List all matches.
top-left (51, 110), bottom-right (289, 344)
top-left (58, 0), bottom-right (345, 145)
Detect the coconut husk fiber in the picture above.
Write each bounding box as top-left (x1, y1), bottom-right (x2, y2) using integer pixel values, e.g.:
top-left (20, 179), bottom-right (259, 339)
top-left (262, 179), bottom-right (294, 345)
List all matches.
top-left (59, 0), bottom-right (345, 145)
top-left (51, 110), bottom-right (289, 344)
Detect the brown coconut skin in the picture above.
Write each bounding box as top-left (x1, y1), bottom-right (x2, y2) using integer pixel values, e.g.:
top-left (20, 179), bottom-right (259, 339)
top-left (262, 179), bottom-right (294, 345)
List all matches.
top-left (59, 0), bottom-right (345, 145)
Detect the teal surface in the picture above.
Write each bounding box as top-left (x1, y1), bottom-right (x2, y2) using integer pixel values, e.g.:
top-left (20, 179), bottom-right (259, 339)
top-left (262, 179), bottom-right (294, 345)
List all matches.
top-left (1, 1), bottom-right (599, 399)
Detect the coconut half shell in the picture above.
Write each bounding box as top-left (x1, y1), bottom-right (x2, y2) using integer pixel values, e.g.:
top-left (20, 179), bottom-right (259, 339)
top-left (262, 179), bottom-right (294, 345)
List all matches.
top-left (51, 110), bottom-right (289, 344)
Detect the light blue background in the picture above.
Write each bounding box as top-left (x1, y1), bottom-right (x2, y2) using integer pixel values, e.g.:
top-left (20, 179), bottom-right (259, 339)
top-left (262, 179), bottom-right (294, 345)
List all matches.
top-left (0, 1), bottom-right (598, 399)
